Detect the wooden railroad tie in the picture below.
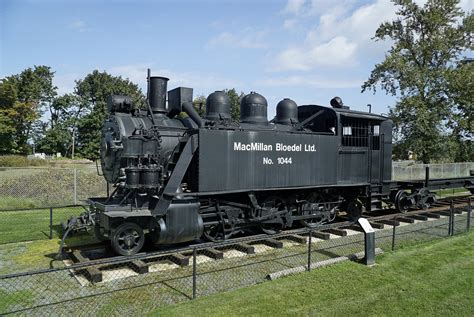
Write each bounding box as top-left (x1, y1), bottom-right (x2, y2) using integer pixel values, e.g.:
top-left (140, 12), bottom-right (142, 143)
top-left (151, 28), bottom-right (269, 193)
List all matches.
top-left (199, 248), bottom-right (224, 259)
top-left (376, 219), bottom-right (400, 226)
top-left (280, 234), bottom-right (308, 244)
top-left (232, 243), bottom-right (255, 254)
top-left (130, 260), bottom-right (149, 274)
top-left (323, 228), bottom-right (348, 236)
top-left (344, 225), bottom-right (365, 233)
top-left (310, 231), bottom-right (331, 240)
top-left (260, 238), bottom-right (284, 249)
top-left (409, 214), bottom-right (428, 221)
top-left (437, 211), bottom-right (451, 217)
top-left (71, 250), bottom-right (102, 283)
top-left (424, 212), bottom-right (441, 219)
top-left (168, 254), bottom-right (190, 266)
top-left (369, 222), bottom-right (385, 229)
top-left (397, 217), bottom-right (415, 224)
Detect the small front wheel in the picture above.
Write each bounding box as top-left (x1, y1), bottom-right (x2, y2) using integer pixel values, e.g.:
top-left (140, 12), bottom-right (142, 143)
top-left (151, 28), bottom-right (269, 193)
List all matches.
top-left (111, 222), bottom-right (145, 256)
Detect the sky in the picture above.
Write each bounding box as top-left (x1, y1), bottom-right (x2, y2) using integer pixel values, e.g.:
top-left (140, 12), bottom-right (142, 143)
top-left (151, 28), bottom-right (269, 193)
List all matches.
top-left (1, 0), bottom-right (473, 118)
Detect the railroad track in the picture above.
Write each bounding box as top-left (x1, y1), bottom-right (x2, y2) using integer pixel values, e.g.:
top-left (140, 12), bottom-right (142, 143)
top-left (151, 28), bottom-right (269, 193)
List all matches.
top-left (61, 195), bottom-right (472, 284)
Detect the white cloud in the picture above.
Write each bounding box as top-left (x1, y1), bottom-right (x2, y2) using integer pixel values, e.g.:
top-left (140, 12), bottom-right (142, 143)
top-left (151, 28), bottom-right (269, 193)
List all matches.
top-left (207, 28), bottom-right (268, 49)
top-left (52, 65), bottom-right (241, 97)
top-left (54, 73), bottom-right (82, 95)
top-left (283, 0), bottom-right (306, 15)
top-left (272, 36), bottom-right (358, 71)
top-left (283, 19), bottom-right (298, 30)
top-left (107, 64), bottom-right (242, 95)
top-left (459, 0), bottom-right (474, 11)
top-left (69, 19), bottom-right (87, 32)
top-left (273, 0), bottom-right (398, 71)
top-left (282, 0), bottom-right (356, 17)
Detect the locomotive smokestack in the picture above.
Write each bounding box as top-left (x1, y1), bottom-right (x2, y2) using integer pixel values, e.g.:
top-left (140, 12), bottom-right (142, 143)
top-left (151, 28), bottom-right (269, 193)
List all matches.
top-left (149, 76), bottom-right (169, 113)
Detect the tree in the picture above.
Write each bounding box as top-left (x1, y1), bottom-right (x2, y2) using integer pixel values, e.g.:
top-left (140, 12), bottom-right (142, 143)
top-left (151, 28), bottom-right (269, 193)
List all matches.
top-left (35, 94), bottom-right (81, 156)
top-left (0, 66), bottom-right (56, 154)
top-left (445, 59), bottom-right (474, 161)
top-left (193, 95), bottom-right (207, 116)
top-left (224, 88), bottom-right (245, 121)
top-left (187, 90), bottom-right (244, 121)
top-left (74, 70), bottom-right (145, 160)
top-left (362, 0), bottom-right (473, 163)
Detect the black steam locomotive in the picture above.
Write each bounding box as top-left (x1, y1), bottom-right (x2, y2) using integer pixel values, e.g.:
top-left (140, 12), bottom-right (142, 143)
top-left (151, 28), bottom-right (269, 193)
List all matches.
top-left (73, 70), bottom-right (473, 256)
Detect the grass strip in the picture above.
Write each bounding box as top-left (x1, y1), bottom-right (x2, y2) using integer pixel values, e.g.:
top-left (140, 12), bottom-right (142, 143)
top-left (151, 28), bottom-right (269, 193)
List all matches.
top-left (151, 231), bottom-right (474, 316)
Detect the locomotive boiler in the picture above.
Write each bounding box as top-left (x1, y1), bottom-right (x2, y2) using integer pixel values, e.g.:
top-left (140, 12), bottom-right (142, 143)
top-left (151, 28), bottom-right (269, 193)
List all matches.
top-left (69, 70), bottom-right (474, 256)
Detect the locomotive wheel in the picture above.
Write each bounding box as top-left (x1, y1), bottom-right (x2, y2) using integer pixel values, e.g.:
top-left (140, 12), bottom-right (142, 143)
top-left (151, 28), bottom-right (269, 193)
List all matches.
top-left (299, 193), bottom-right (329, 228)
top-left (260, 196), bottom-right (287, 234)
top-left (203, 223), bottom-right (234, 242)
top-left (111, 222), bottom-right (145, 256)
top-left (395, 190), bottom-right (410, 213)
top-left (346, 199), bottom-right (363, 222)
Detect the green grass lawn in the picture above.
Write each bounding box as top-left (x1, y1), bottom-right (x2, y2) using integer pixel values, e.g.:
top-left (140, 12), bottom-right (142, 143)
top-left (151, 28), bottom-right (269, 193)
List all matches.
top-left (151, 230), bottom-right (474, 316)
top-left (435, 187), bottom-right (471, 198)
top-left (0, 206), bottom-right (99, 273)
top-left (0, 206), bottom-right (84, 244)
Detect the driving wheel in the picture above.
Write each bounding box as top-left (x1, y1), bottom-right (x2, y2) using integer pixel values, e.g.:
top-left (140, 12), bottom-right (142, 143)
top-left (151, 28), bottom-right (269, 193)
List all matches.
top-left (111, 222), bottom-right (145, 256)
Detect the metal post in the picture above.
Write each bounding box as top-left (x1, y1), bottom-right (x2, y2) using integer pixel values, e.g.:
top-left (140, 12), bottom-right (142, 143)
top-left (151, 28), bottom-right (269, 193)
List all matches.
top-left (192, 248), bottom-right (197, 299)
top-left (73, 168), bottom-right (77, 205)
top-left (449, 201), bottom-right (454, 236)
top-left (307, 229), bottom-right (312, 271)
top-left (71, 128), bottom-right (75, 159)
top-left (49, 207), bottom-right (53, 239)
top-left (424, 166), bottom-right (429, 188)
top-left (467, 198), bottom-right (471, 232)
top-left (392, 217), bottom-right (396, 251)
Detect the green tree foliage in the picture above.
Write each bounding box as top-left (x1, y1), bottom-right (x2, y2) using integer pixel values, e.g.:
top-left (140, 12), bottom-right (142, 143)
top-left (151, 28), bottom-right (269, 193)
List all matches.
top-left (224, 88), bottom-right (245, 121)
top-left (35, 94), bottom-right (81, 156)
top-left (446, 60), bottom-right (473, 161)
top-left (193, 95), bottom-right (207, 116)
top-left (362, 0), bottom-right (473, 163)
top-left (0, 66), bottom-right (56, 154)
top-left (74, 70), bottom-right (145, 160)
top-left (189, 90), bottom-right (244, 121)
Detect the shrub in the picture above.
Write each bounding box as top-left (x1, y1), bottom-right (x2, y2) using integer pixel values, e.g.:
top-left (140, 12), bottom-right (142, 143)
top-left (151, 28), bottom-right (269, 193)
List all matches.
top-left (0, 155), bottom-right (49, 167)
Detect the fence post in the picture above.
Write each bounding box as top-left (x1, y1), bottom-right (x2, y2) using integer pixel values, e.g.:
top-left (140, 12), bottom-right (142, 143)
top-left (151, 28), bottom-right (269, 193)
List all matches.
top-left (467, 198), bottom-right (471, 232)
top-left (192, 248), bottom-right (197, 299)
top-left (49, 207), bottom-right (53, 239)
top-left (449, 201), bottom-right (454, 236)
top-left (391, 216), bottom-right (396, 251)
top-left (307, 229), bottom-right (312, 271)
top-left (73, 168), bottom-right (77, 205)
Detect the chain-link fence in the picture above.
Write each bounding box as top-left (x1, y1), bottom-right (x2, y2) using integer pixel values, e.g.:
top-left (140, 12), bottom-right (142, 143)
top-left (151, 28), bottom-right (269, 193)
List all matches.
top-left (1, 163), bottom-right (472, 210)
top-left (392, 161), bottom-right (474, 180)
top-left (0, 202), bottom-right (471, 316)
top-left (0, 166), bottom-right (107, 211)
top-left (0, 205), bottom-right (91, 245)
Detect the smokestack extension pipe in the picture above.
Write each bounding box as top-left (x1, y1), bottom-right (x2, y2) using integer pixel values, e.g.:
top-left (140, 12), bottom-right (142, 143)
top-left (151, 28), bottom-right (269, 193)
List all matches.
top-left (149, 76), bottom-right (169, 113)
top-left (182, 101), bottom-right (203, 128)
